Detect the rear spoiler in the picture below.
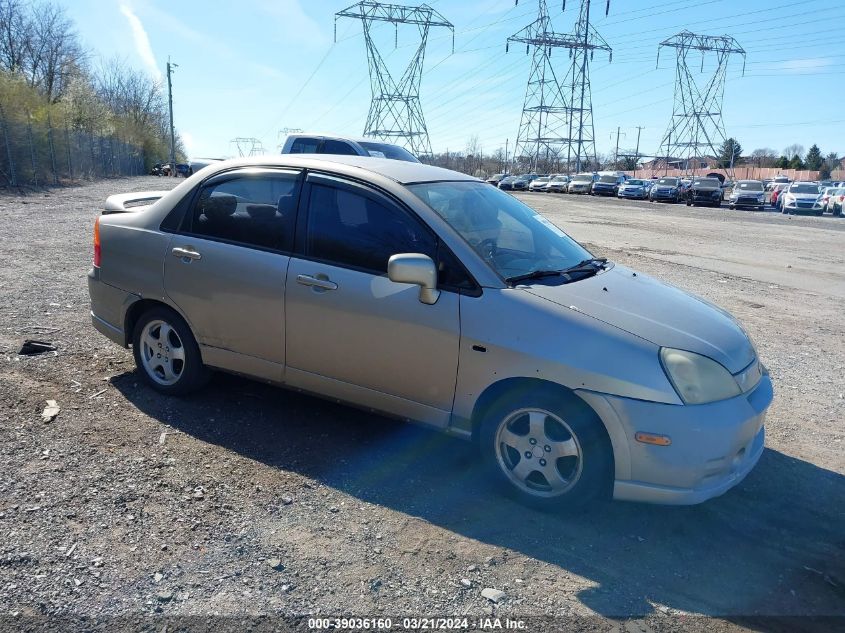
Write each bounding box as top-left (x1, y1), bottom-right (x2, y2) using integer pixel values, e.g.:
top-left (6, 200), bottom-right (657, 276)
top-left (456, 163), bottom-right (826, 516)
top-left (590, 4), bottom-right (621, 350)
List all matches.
top-left (103, 191), bottom-right (169, 214)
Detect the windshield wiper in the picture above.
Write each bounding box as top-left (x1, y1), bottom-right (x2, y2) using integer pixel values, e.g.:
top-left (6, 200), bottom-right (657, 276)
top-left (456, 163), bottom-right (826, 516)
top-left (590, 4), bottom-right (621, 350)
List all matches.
top-left (505, 269), bottom-right (564, 285)
top-left (506, 259), bottom-right (608, 285)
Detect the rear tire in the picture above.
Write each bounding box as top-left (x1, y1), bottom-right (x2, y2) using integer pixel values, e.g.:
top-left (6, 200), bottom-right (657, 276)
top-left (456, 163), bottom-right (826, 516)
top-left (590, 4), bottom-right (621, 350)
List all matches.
top-left (132, 306), bottom-right (210, 396)
top-left (477, 388), bottom-right (613, 512)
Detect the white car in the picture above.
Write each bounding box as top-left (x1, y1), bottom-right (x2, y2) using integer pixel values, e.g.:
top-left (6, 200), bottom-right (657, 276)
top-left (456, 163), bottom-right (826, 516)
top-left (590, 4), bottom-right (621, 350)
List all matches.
top-left (780, 182), bottom-right (823, 215)
top-left (528, 176), bottom-right (551, 192)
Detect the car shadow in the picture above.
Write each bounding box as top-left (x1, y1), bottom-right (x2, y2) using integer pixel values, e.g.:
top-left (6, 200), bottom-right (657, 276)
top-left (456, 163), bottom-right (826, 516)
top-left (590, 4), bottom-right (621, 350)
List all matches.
top-left (112, 371), bottom-right (845, 619)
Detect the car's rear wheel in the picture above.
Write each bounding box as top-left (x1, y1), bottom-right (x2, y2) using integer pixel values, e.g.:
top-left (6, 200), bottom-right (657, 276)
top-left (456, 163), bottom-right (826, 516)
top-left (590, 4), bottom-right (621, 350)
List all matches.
top-left (132, 306), bottom-right (210, 395)
top-left (478, 390), bottom-right (612, 511)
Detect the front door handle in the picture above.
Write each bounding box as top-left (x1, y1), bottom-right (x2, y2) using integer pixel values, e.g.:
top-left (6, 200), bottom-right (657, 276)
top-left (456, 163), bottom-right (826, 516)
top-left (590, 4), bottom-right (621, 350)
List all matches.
top-left (172, 246), bottom-right (202, 261)
top-left (296, 274), bottom-right (338, 291)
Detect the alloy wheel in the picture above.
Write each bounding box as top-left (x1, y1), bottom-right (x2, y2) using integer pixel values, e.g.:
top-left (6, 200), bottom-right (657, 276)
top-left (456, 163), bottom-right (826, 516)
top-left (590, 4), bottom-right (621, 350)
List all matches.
top-left (495, 408), bottom-right (583, 498)
top-left (139, 319), bottom-right (186, 386)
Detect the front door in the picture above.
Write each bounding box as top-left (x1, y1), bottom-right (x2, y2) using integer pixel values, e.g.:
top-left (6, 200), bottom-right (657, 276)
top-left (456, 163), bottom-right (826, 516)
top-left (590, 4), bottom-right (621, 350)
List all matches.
top-left (285, 174), bottom-right (461, 426)
top-left (163, 168), bottom-right (301, 379)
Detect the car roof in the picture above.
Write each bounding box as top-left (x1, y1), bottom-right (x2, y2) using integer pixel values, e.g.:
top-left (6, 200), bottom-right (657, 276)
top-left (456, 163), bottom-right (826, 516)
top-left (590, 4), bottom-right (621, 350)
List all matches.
top-left (285, 132), bottom-right (403, 146)
top-left (197, 154), bottom-right (478, 185)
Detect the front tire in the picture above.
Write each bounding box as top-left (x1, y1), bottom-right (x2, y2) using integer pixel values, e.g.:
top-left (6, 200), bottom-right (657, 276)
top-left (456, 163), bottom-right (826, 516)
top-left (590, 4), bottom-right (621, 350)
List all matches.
top-left (478, 389), bottom-right (612, 511)
top-left (132, 306), bottom-right (210, 395)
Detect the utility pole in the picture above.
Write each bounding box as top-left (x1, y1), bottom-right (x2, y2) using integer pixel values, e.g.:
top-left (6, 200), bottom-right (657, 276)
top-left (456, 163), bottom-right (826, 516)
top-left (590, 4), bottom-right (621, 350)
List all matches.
top-left (504, 138), bottom-right (509, 173)
top-left (633, 126), bottom-right (643, 176)
top-left (166, 57), bottom-right (178, 176)
top-left (613, 126), bottom-right (621, 170)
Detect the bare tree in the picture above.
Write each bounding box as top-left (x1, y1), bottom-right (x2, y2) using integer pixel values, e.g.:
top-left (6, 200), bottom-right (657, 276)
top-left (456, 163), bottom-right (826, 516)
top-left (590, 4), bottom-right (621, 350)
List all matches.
top-left (0, 0), bottom-right (30, 74)
top-left (783, 144), bottom-right (804, 161)
top-left (750, 148), bottom-right (778, 168)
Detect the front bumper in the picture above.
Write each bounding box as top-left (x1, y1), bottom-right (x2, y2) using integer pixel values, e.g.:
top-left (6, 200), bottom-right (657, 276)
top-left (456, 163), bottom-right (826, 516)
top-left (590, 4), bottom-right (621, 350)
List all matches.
top-left (577, 372), bottom-right (773, 505)
top-left (568, 185), bottom-right (591, 193)
top-left (650, 189), bottom-right (677, 200)
top-left (619, 189), bottom-right (646, 198)
top-left (731, 197), bottom-right (764, 208)
top-left (592, 186), bottom-right (616, 196)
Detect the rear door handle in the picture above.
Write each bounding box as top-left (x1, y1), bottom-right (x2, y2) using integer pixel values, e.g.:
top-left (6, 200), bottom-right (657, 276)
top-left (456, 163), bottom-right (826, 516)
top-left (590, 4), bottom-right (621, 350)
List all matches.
top-left (296, 274), bottom-right (338, 291)
top-left (172, 246), bottom-right (202, 261)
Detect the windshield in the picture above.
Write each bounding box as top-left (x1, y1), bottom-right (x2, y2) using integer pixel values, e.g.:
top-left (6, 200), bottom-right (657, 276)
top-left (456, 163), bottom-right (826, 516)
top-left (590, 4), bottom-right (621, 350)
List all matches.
top-left (552, 175), bottom-right (569, 182)
top-left (657, 178), bottom-right (678, 186)
top-left (625, 179), bottom-right (644, 185)
top-left (737, 181), bottom-right (763, 191)
top-left (572, 175), bottom-right (592, 182)
top-left (598, 175), bottom-right (618, 183)
top-left (357, 141), bottom-right (420, 163)
top-left (407, 181), bottom-right (591, 281)
top-left (692, 179), bottom-right (720, 187)
top-left (789, 184), bottom-right (820, 194)
top-left (534, 177), bottom-right (550, 183)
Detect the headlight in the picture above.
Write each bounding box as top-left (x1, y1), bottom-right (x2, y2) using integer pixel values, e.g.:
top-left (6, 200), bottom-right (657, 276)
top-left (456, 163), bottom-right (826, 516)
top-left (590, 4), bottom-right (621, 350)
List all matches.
top-left (757, 194), bottom-right (765, 202)
top-left (784, 196), bottom-right (796, 206)
top-left (660, 348), bottom-right (741, 405)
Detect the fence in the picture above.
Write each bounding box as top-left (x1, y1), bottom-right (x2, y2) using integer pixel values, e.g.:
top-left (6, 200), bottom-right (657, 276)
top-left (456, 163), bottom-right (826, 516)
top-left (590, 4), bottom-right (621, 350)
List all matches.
top-left (627, 166), bottom-right (841, 182)
top-left (0, 106), bottom-right (146, 188)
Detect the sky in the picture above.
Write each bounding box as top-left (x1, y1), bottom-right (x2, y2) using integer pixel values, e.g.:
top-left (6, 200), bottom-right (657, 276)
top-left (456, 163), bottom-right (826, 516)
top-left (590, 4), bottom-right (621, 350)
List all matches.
top-left (64, 0), bottom-right (845, 161)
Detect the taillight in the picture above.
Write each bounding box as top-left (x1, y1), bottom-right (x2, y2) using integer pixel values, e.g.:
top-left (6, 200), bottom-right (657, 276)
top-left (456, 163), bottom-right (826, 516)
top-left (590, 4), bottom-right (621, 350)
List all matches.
top-left (93, 216), bottom-right (101, 267)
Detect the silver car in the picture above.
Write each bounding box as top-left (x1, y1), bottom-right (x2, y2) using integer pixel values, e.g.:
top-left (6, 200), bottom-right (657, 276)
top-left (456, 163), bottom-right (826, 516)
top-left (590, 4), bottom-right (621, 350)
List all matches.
top-left (88, 156), bottom-right (772, 510)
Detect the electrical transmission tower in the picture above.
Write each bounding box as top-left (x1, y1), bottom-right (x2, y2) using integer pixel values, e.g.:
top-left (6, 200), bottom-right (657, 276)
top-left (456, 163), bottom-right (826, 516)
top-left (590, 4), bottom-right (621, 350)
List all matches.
top-left (657, 31), bottom-right (745, 176)
top-left (230, 137), bottom-right (266, 157)
top-left (508, 0), bottom-right (612, 173)
top-left (335, 2), bottom-right (453, 158)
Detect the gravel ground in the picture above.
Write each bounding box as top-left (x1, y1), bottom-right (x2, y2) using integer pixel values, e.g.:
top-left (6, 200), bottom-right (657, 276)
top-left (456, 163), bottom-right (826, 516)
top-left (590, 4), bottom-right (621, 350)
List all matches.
top-left (0, 178), bottom-right (843, 632)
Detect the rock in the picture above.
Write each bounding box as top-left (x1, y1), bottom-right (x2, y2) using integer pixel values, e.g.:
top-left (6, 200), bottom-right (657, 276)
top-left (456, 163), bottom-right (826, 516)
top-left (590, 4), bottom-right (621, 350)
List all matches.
top-left (460, 578), bottom-right (472, 588)
top-left (41, 400), bottom-right (60, 423)
top-left (468, 564), bottom-right (479, 572)
top-left (193, 489), bottom-right (204, 500)
top-left (329, 506), bottom-right (339, 513)
top-left (281, 496), bottom-right (293, 505)
top-left (267, 558), bottom-right (284, 571)
top-left (370, 578), bottom-right (382, 592)
top-left (156, 590), bottom-right (173, 602)
top-left (154, 572), bottom-right (163, 583)
top-left (484, 556), bottom-right (497, 566)
top-left (481, 588), bottom-right (506, 603)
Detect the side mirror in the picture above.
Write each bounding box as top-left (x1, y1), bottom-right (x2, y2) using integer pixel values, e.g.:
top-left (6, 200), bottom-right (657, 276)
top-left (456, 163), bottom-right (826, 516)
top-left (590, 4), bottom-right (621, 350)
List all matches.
top-left (388, 253), bottom-right (440, 305)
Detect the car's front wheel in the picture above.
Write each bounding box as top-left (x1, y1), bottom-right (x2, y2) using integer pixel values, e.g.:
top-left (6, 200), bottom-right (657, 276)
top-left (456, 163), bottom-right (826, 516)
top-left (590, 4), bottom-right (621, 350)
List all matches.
top-left (478, 390), bottom-right (612, 511)
top-left (132, 306), bottom-right (210, 395)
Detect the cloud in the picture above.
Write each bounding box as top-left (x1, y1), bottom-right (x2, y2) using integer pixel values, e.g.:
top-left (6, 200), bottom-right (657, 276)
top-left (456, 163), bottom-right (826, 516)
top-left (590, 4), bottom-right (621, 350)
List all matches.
top-left (119, 3), bottom-right (161, 80)
top-left (779, 57), bottom-right (834, 74)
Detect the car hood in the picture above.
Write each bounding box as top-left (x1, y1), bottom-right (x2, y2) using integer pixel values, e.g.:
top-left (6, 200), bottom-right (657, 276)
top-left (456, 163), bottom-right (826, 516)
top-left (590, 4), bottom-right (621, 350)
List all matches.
top-left (523, 264), bottom-right (755, 373)
top-left (692, 185), bottom-right (720, 191)
top-left (785, 193), bottom-right (820, 200)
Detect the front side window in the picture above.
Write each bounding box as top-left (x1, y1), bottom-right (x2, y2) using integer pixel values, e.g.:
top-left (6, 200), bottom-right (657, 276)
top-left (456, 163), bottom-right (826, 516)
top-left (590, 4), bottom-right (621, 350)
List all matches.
top-left (188, 173), bottom-right (299, 251)
top-left (306, 183), bottom-right (436, 274)
top-left (408, 181), bottom-right (591, 281)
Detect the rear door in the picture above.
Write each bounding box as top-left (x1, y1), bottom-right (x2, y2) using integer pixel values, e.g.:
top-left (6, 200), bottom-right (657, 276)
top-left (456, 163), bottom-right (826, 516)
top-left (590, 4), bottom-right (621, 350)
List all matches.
top-left (163, 168), bottom-right (302, 380)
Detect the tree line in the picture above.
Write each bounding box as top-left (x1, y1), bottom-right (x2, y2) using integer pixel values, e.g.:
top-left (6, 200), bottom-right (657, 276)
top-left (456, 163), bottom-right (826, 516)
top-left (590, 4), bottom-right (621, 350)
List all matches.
top-left (0, 0), bottom-right (183, 186)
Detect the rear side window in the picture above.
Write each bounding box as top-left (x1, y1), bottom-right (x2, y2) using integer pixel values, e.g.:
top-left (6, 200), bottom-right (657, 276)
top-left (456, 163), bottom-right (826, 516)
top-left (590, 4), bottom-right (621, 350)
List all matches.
top-left (188, 173), bottom-right (299, 251)
top-left (289, 137), bottom-right (319, 154)
top-left (321, 140), bottom-right (359, 156)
